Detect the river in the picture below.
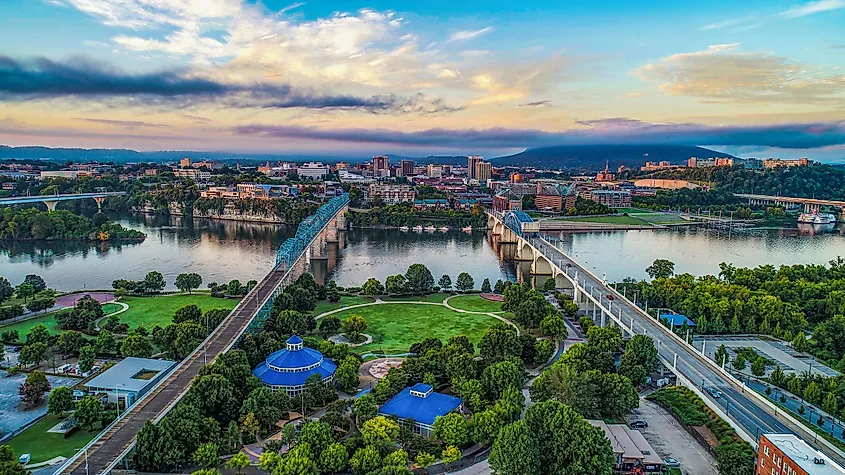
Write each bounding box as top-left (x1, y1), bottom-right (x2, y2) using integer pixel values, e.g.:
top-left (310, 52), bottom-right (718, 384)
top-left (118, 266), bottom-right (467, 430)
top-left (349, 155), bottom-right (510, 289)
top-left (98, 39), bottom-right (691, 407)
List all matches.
top-left (1, 213), bottom-right (845, 290)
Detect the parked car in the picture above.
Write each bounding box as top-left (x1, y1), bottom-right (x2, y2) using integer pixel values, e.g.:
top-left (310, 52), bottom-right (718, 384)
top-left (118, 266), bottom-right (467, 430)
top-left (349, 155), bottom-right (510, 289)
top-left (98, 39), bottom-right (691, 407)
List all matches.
top-left (664, 458), bottom-right (680, 468)
top-left (707, 387), bottom-right (722, 398)
top-left (630, 420), bottom-right (648, 429)
top-left (606, 294), bottom-right (615, 300)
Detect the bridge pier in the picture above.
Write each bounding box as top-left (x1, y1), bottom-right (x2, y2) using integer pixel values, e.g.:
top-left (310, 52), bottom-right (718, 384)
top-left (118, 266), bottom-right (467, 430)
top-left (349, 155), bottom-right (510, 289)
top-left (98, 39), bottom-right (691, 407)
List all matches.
top-left (93, 196), bottom-right (106, 212)
top-left (43, 200), bottom-right (58, 212)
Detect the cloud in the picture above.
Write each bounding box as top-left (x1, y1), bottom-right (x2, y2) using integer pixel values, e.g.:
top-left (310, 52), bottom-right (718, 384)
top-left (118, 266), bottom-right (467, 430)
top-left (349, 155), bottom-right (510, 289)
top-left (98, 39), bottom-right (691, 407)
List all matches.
top-left (780, 0), bottom-right (845, 18)
top-left (700, 17), bottom-right (760, 31)
top-left (634, 44), bottom-right (845, 105)
top-left (519, 100), bottom-right (552, 107)
top-left (0, 56), bottom-right (459, 114)
top-left (76, 118), bottom-right (168, 129)
top-left (232, 118), bottom-right (845, 150)
top-left (447, 27), bottom-right (494, 42)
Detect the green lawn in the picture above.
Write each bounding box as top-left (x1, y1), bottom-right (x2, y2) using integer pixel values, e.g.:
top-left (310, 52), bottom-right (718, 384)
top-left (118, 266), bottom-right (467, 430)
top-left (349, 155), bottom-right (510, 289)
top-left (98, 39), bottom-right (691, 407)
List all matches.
top-left (329, 303), bottom-right (500, 354)
top-left (382, 292), bottom-right (451, 303)
top-left (554, 215), bottom-right (653, 226)
top-left (613, 207), bottom-right (654, 214)
top-left (116, 294), bottom-right (239, 330)
top-left (0, 303), bottom-right (124, 342)
top-left (313, 296), bottom-right (375, 315)
top-left (6, 414), bottom-right (100, 464)
top-left (447, 295), bottom-right (503, 313)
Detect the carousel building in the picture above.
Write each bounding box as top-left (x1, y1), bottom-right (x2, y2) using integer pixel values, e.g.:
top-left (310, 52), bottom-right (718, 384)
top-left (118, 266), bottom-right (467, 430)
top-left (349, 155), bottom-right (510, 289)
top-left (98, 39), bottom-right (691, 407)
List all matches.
top-left (253, 335), bottom-right (336, 396)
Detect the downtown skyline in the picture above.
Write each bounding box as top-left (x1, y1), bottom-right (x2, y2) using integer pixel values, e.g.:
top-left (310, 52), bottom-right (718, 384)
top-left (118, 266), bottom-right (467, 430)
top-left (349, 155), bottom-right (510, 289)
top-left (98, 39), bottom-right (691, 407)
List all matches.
top-left (0, 0), bottom-right (844, 160)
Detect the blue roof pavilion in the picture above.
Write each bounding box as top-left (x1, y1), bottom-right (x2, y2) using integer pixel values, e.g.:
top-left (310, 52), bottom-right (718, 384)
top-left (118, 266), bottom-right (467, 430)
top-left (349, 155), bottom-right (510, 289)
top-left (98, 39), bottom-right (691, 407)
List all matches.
top-left (253, 335), bottom-right (336, 396)
top-left (378, 383), bottom-right (463, 436)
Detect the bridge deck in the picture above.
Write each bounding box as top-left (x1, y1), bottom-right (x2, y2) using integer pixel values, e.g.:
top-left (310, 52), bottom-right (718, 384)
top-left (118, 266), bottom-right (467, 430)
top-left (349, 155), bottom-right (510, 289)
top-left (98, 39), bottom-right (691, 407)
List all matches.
top-left (62, 266), bottom-right (286, 475)
top-left (0, 192), bottom-right (126, 205)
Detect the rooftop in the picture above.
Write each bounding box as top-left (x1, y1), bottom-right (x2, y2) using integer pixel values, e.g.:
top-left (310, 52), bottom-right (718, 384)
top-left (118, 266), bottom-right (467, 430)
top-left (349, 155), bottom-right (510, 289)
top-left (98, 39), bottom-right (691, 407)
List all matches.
top-left (253, 336), bottom-right (337, 387)
top-left (764, 434), bottom-right (845, 475)
top-left (379, 385), bottom-right (462, 426)
top-left (589, 421), bottom-right (663, 466)
top-left (84, 357), bottom-right (176, 393)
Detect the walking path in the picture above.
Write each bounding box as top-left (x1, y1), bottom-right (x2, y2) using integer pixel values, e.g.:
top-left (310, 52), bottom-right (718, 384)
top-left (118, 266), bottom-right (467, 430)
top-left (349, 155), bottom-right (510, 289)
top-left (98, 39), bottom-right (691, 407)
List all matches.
top-left (93, 301), bottom-right (130, 331)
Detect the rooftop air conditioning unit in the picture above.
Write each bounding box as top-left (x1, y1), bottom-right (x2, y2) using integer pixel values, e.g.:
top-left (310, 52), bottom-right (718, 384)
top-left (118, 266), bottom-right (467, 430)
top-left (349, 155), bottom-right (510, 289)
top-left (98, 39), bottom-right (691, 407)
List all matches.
top-left (814, 457), bottom-right (826, 465)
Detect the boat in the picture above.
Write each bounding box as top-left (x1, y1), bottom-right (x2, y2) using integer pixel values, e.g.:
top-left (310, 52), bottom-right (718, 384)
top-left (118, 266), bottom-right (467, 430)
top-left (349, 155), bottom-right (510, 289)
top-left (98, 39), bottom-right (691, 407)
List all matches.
top-left (399, 226), bottom-right (409, 231)
top-left (798, 212), bottom-right (836, 225)
top-left (412, 225), bottom-right (423, 232)
top-left (438, 226), bottom-right (450, 231)
top-left (461, 225), bottom-right (472, 232)
top-left (424, 225), bottom-right (436, 232)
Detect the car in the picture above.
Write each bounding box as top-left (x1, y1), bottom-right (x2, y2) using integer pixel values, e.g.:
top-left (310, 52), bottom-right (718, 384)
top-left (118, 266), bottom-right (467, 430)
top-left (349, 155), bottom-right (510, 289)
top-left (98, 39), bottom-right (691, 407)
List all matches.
top-left (707, 387), bottom-right (722, 398)
top-left (664, 458), bottom-right (680, 468)
top-left (606, 294), bottom-right (615, 300)
top-left (630, 420), bottom-right (648, 429)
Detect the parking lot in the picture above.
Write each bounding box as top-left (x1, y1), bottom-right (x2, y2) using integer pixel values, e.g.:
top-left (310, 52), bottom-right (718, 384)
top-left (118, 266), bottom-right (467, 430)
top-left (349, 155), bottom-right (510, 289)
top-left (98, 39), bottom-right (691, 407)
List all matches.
top-left (628, 398), bottom-right (717, 475)
top-left (693, 336), bottom-right (838, 378)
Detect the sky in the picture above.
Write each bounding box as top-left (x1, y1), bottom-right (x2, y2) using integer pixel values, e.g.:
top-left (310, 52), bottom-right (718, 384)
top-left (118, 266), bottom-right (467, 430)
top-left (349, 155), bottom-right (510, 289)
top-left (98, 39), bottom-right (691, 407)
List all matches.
top-left (0, 0), bottom-right (844, 160)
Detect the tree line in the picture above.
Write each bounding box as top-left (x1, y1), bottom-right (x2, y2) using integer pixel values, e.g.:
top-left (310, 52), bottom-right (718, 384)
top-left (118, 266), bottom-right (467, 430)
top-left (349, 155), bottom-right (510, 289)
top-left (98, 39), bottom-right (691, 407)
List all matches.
top-left (0, 208), bottom-right (145, 241)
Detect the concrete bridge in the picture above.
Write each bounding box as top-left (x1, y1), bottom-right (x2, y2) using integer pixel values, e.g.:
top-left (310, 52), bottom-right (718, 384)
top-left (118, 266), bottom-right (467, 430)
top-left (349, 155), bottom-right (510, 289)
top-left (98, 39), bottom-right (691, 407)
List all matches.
top-left (0, 191), bottom-right (126, 212)
top-left (736, 193), bottom-right (845, 218)
top-left (57, 193), bottom-right (350, 475)
top-left (488, 210), bottom-right (845, 464)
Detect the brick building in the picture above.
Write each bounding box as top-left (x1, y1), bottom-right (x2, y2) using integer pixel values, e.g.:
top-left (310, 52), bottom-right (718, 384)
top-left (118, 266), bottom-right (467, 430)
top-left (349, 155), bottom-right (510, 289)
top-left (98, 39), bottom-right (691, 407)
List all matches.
top-left (535, 183), bottom-right (577, 212)
top-left (758, 433), bottom-right (845, 475)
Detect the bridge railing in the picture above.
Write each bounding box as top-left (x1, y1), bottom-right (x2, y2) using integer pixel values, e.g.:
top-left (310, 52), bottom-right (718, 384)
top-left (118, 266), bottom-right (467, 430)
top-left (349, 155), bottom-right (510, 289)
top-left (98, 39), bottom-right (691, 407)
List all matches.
top-left (276, 193), bottom-right (349, 268)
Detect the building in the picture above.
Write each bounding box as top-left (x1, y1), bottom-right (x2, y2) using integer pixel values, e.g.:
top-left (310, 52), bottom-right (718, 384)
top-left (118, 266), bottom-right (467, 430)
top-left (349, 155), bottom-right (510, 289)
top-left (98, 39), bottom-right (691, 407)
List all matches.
top-left (339, 170), bottom-right (375, 184)
top-left (758, 433), bottom-right (845, 475)
top-left (633, 179), bottom-right (699, 190)
top-left (763, 158), bottom-right (810, 169)
top-left (688, 157), bottom-right (735, 168)
top-left (640, 161), bottom-right (683, 172)
top-left (453, 198), bottom-right (480, 209)
top-left (40, 170), bottom-right (96, 179)
top-left (173, 168), bottom-right (212, 181)
top-left (426, 164), bottom-right (443, 178)
top-left (475, 162), bottom-right (492, 183)
top-left (493, 188), bottom-right (523, 212)
top-left (590, 421), bottom-right (664, 474)
top-left (535, 183), bottom-right (577, 212)
top-left (372, 155), bottom-right (390, 172)
top-left (414, 198), bottom-right (449, 210)
top-left (378, 383), bottom-right (463, 436)
top-left (400, 160), bottom-right (415, 177)
top-left (588, 190), bottom-right (631, 208)
top-left (179, 158), bottom-right (192, 168)
top-left (144, 168), bottom-right (158, 176)
top-left (253, 335), bottom-right (337, 396)
top-left (467, 156), bottom-right (483, 180)
top-left (298, 162), bottom-right (329, 179)
top-left (368, 183), bottom-right (416, 204)
top-left (80, 357), bottom-right (176, 406)
top-left (596, 162), bottom-right (615, 182)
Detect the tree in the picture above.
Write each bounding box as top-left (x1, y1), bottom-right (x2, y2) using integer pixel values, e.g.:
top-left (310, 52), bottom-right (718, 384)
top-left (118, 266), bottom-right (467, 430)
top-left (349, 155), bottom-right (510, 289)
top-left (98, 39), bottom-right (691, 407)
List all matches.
top-left (344, 315), bottom-right (367, 337)
top-left (144, 271), bottom-right (166, 293)
top-left (481, 360), bottom-right (524, 401)
top-left (277, 443), bottom-right (318, 475)
top-left (535, 339), bottom-right (554, 364)
top-left (414, 452), bottom-right (436, 469)
top-left (227, 280), bottom-right (243, 296)
top-left (298, 421), bottom-right (334, 457)
top-left (751, 357), bottom-right (767, 377)
top-left (16, 283), bottom-right (35, 303)
top-left (19, 342), bottom-right (48, 368)
top-left (176, 273), bottom-right (203, 294)
top-left (1, 330), bottom-right (19, 343)
top-left (241, 412), bottom-right (260, 443)
top-left (0, 277), bottom-right (14, 304)
top-left (714, 344), bottom-right (730, 367)
top-left (441, 446), bottom-right (461, 465)
top-left (226, 451), bottom-right (250, 474)
top-left (361, 416), bottom-right (400, 446)
top-left (804, 382), bottom-right (822, 405)
top-left (78, 345), bottom-right (96, 373)
top-left (645, 259), bottom-right (675, 280)
top-left (362, 278), bottom-right (385, 296)
top-left (769, 365), bottom-right (786, 386)
top-left (456, 272), bottom-right (474, 292)
top-left (55, 296), bottom-right (104, 331)
top-left (56, 330), bottom-right (87, 356)
top-left (319, 443), bottom-right (348, 474)
top-left (226, 420), bottom-right (242, 452)
top-left (48, 386), bottom-right (73, 417)
top-left (335, 356), bottom-right (361, 393)
top-left (793, 333), bottom-right (809, 353)
top-left (23, 274), bottom-right (46, 293)
top-left (481, 278), bottom-right (492, 293)
top-left (350, 445), bottom-right (381, 474)
top-left (542, 278), bottom-right (556, 292)
top-left (540, 314), bottom-right (566, 339)
top-left (438, 274), bottom-right (452, 292)
top-left (382, 449), bottom-right (409, 468)
top-left (75, 395), bottom-right (104, 430)
top-left (174, 304), bottom-right (202, 324)
top-left (493, 279), bottom-right (505, 293)
top-left (433, 412), bottom-right (469, 446)
top-left (27, 296), bottom-right (55, 314)
top-left (193, 442), bottom-right (220, 469)
top-left (732, 354), bottom-right (747, 371)
top-left (319, 315), bottom-right (341, 336)
top-left (823, 392), bottom-right (838, 416)
top-left (488, 421), bottom-right (541, 475)
top-left (479, 323), bottom-right (521, 361)
top-left (96, 329), bottom-right (118, 354)
top-left (353, 394), bottom-right (378, 425)
top-left (121, 333), bottom-right (154, 358)
top-left (25, 323), bottom-right (50, 345)
top-left (385, 274), bottom-right (407, 295)
top-left (405, 263), bottom-right (435, 295)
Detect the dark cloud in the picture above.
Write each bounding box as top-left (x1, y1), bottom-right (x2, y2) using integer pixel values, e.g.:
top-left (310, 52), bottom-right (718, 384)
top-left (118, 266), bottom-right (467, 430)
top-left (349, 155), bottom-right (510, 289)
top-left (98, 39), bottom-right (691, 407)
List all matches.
top-left (0, 56), bottom-right (458, 114)
top-left (233, 118), bottom-right (845, 150)
top-left (519, 100), bottom-right (552, 107)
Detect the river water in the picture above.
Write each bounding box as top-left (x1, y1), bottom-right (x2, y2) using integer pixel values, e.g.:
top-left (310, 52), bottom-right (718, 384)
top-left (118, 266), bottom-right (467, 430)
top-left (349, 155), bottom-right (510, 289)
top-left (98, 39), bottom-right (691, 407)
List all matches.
top-left (1, 213), bottom-right (845, 290)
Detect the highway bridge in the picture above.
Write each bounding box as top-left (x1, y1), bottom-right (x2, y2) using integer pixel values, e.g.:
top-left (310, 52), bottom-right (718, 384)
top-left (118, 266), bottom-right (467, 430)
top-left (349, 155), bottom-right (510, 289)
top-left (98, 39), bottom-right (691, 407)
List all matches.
top-left (56, 193), bottom-right (349, 475)
top-left (736, 193), bottom-right (845, 216)
top-left (0, 191), bottom-right (126, 212)
top-left (488, 210), bottom-right (845, 464)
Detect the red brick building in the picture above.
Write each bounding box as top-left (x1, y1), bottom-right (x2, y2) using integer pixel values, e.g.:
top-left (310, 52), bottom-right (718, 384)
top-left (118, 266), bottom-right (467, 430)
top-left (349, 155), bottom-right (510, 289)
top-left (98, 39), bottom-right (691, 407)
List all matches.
top-left (758, 433), bottom-right (845, 475)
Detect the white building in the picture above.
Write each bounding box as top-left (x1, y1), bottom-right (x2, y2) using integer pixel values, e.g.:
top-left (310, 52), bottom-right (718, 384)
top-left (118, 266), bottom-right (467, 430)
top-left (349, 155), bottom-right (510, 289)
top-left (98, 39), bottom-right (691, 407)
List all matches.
top-left (298, 162), bottom-right (329, 179)
top-left (79, 357), bottom-right (176, 406)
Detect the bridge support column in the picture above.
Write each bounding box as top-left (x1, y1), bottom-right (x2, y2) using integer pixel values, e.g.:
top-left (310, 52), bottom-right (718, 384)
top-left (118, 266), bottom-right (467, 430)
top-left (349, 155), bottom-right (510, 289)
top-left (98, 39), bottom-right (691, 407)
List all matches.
top-left (93, 196), bottom-right (106, 212)
top-left (43, 200), bottom-right (58, 212)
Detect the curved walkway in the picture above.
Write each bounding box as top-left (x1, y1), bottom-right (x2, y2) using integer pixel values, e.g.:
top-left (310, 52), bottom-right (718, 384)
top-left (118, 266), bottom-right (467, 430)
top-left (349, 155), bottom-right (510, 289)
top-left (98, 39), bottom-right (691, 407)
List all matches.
top-left (314, 295), bottom-right (520, 336)
top-left (93, 301), bottom-right (130, 331)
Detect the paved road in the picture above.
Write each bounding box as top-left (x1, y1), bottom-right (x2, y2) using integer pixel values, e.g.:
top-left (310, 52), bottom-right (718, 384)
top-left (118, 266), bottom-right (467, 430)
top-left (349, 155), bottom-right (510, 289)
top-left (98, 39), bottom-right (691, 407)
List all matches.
top-left (529, 236), bottom-right (793, 441)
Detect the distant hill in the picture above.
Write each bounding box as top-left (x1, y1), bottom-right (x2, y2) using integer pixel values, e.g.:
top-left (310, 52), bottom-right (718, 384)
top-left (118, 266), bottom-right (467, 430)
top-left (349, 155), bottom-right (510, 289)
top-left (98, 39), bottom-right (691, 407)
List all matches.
top-left (493, 145), bottom-right (736, 171)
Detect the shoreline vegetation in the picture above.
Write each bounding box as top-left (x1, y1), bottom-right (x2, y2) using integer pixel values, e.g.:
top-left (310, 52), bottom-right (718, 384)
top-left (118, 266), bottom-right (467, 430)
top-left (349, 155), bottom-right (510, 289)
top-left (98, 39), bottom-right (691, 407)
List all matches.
top-left (0, 208), bottom-right (145, 242)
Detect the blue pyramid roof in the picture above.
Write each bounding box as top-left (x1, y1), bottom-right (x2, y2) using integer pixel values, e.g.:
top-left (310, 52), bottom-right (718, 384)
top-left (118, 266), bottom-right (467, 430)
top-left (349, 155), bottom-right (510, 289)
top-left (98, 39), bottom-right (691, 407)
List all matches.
top-left (379, 386), bottom-right (462, 426)
top-left (287, 334), bottom-right (303, 345)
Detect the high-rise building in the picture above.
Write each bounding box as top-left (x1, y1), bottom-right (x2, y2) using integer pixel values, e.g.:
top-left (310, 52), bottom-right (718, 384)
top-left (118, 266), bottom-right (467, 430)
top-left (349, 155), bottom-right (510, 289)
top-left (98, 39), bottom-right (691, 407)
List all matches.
top-left (468, 155), bottom-right (483, 180)
top-left (372, 156), bottom-right (390, 172)
top-left (427, 164), bottom-right (443, 178)
top-left (401, 160), bottom-right (414, 176)
top-left (475, 162), bottom-right (492, 182)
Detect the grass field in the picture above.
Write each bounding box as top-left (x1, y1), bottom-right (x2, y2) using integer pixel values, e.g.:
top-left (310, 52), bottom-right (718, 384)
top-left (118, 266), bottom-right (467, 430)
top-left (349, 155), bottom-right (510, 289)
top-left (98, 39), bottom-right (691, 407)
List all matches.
top-left (613, 207), bottom-right (654, 214)
top-left (6, 414), bottom-right (100, 464)
top-left (382, 292), bottom-right (451, 303)
top-left (313, 296), bottom-right (375, 315)
top-left (116, 294), bottom-right (239, 330)
top-left (0, 303), bottom-right (122, 342)
top-left (329, 303), bottom-right (499, 354)
top-left (447, 295), bottom-right (503, 313)
top-left (554, 215), bottom-right (653, 226)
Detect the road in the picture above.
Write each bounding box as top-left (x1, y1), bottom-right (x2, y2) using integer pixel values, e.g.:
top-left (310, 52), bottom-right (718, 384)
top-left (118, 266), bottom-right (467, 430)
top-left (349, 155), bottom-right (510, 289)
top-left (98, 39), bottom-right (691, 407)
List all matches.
top-left (528, 235), bottom-right (793, 441)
